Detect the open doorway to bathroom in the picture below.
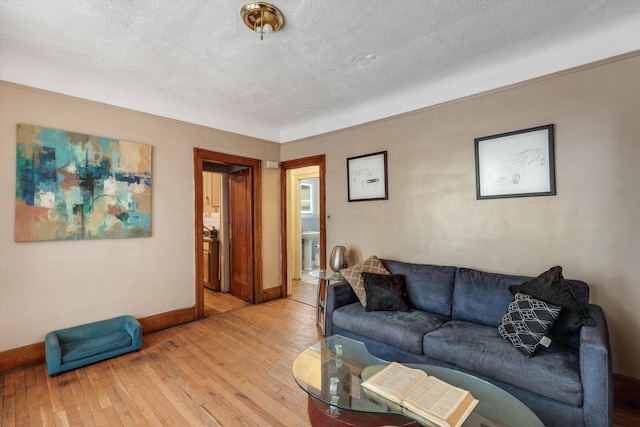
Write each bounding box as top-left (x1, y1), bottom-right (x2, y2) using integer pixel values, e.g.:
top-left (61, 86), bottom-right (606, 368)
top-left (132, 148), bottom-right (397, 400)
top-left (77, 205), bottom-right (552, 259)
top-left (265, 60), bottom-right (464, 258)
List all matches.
top-left (280, 156), bottom-right (326, 308)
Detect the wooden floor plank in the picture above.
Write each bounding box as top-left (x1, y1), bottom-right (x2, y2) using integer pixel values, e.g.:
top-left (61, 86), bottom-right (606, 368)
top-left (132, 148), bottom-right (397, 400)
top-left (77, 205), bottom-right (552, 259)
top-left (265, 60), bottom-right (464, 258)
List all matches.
top-left (44, 369), bottom-right (65, 417)
top-left (204, 289), bottom-right (249, 316)
top-left (1, 372), bottom-right (15, 427)
top-left (105, 364), bottom-right (151, 427)
top-left (67, 369), bottom-right (110, 426)
top-left (110, 354), bottom-right (178, 426)
top-left (0, 372), bottom-right (4, 423)
top-left (14, 370), bottom-right (29, 426)
top-left (33, 365), bottom-right (55, 427)
top-left (55, 372), bottom-right (82, 426)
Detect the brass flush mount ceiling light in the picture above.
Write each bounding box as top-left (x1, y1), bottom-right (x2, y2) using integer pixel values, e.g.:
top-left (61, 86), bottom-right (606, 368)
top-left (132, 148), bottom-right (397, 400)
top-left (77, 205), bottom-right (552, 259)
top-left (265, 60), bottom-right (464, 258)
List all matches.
top-left (241, 2), bottom-right (284, 40)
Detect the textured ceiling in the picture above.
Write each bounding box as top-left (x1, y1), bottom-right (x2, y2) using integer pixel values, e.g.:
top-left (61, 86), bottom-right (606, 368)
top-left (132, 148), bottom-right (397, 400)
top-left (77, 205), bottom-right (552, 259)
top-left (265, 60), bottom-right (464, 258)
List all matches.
top-left (1, 1), bottom-right (639, 143)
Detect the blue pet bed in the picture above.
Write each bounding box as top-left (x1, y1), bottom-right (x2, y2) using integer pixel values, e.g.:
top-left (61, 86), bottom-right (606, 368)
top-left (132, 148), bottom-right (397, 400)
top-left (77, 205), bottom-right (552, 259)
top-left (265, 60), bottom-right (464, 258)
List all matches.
top-left (45, 315), bottom-right (142, 376)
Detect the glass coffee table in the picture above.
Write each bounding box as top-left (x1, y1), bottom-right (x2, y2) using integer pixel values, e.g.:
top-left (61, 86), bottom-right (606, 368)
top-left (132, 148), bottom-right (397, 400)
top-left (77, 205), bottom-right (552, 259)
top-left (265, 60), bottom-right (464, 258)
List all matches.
top-left (293, 335), bottom-right (544, 427)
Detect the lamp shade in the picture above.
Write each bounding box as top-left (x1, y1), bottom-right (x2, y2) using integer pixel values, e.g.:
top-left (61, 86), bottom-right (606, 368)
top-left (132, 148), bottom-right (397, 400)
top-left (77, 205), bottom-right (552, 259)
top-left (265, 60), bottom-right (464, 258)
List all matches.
top-left (329, 246), bottom-right (349, 272)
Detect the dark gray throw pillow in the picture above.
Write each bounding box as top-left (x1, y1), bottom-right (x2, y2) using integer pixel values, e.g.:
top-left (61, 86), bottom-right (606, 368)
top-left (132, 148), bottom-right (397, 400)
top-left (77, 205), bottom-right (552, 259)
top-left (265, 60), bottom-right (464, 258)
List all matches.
top-left (509, 266), bottom-right (594, 340)
top-left (361, 272), bottom-right (411, 312)
top-left (499, 293), bottom-right (562, 357)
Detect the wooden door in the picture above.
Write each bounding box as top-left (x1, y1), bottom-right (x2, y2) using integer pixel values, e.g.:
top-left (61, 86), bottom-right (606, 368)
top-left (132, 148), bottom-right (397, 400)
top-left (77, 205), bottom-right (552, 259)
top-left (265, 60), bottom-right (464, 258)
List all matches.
top-left (229, 167), bottom-right (253, 301)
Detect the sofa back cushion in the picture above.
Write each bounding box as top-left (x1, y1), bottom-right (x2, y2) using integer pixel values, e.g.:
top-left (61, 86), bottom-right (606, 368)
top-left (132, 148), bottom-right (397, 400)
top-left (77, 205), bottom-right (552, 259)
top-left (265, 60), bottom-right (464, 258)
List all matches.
top-left (452, 268), bottom-right (532, 327)
top-left (381, 259), bottom-right (457, 318)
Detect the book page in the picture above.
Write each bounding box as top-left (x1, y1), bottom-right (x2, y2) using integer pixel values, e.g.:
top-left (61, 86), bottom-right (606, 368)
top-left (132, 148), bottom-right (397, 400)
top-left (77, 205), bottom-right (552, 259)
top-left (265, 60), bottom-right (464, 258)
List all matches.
top-left (403, 375), bottom-right (469, 420)
top-left (362, 362), bottom-right (428, 403)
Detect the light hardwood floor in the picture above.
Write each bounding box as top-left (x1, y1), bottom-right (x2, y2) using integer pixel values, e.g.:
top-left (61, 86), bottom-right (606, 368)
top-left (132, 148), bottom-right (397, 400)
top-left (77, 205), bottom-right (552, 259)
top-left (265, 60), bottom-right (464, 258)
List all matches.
top-left (1, 297), bottom-right (638, 426)
top-left (203, 288), bottom-right (249, 317)
top-left (288, 279), bottom-right (317, 307)
top-left (1, 299), bottom-right (322, 426)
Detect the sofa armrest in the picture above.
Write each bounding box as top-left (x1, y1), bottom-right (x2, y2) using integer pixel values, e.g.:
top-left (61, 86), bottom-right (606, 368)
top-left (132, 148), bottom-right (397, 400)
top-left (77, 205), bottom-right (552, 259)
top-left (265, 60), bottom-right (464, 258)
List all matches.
top-left (325, 281), bottom-right (359, 336)
top-left (122, 315), bottom-right (143, 350)
top-left (579, 304), bottom-right (612, 427)
top-left (44, 332), bottom-right (62, 375)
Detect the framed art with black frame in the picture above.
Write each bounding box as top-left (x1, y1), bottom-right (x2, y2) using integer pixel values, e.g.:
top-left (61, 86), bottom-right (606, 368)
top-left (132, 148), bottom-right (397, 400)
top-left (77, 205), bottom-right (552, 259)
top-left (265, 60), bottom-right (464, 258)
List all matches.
top-left (475, 124), bottom-right (556, 200)
top-left (347, 151), bottom-right (388, 202)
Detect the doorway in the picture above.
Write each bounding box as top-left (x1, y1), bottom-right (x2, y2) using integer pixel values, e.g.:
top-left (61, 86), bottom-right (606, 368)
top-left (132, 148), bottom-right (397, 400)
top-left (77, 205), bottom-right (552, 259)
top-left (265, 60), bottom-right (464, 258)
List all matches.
top-left (194, 148), bottom-right (263, 319)
top-left (280, 155), bottom-right (326, 306)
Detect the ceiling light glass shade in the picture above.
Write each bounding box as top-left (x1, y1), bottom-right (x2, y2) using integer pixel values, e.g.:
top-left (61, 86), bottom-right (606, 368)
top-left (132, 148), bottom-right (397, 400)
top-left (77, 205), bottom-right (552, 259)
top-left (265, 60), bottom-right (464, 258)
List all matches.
top-left (241, 2), bottom-right (284, 39)
top-left (254, 24), bottom-right (273, 34)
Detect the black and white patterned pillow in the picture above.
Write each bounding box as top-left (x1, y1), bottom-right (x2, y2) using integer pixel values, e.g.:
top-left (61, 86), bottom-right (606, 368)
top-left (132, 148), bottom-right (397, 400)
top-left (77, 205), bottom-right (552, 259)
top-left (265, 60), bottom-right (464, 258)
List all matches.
top-left (498, 293), bottom-right (562, 357)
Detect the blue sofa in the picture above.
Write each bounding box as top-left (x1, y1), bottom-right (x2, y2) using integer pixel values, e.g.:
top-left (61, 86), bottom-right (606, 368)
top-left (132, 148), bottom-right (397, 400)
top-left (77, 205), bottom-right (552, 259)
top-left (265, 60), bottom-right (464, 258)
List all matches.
top-left (45, 315), bottom-right (142, 376)
top-left (325, 259), bottom-right (612, 427)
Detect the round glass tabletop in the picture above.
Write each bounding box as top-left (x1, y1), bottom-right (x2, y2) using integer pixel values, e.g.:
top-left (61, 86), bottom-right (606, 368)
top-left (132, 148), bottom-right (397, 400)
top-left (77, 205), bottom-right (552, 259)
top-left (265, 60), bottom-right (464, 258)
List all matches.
top-left (292, 335), bottom-right (544, 427)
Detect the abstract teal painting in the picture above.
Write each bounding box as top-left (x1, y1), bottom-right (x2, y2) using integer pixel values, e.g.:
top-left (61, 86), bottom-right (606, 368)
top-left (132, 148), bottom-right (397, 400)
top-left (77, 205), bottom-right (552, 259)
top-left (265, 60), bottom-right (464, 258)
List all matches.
top-left (15, 123), bottom-right (152, 242)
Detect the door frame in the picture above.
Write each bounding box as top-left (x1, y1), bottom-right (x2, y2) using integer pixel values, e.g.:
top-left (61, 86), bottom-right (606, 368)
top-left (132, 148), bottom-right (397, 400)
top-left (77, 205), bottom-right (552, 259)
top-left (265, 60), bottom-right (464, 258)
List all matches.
top-left (194, 148), bottom-right (263, 319)
top-left (280, 155), bottom-right (326, 298)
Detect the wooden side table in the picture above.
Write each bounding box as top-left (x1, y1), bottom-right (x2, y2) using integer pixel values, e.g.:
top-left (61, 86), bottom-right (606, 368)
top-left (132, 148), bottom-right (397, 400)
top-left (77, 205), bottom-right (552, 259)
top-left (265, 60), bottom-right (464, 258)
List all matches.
top-left (309, 269), bottom-right (343, 335)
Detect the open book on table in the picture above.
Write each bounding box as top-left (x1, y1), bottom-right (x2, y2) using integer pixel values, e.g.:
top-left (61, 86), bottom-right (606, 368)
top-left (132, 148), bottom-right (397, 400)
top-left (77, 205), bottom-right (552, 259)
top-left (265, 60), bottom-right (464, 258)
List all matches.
top-left (361, 362), bottom-right (479, 427)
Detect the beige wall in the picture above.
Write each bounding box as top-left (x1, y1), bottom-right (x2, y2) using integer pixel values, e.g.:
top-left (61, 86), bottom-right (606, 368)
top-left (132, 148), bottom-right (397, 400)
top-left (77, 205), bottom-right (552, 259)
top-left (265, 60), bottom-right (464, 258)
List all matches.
top-left (282, 53), bottom-right (640, 379)
top-left (0, 82), bottom-right (281, 352)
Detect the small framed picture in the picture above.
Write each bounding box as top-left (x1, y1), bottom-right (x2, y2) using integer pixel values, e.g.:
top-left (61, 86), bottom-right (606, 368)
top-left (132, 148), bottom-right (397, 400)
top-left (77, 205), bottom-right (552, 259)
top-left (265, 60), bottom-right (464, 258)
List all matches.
top-left (347, 151), bottom-right (388, 202)
top-left (475, 125), bottom-right (556, 200)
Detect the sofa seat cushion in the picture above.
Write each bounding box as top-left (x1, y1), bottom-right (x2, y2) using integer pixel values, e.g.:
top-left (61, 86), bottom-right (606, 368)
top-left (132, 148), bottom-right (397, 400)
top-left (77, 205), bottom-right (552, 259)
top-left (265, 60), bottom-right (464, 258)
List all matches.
top-left (423, 320), bottom-right (582, 407)
top-left (333, 303), bottom-right (449, 354)
top-left (61, 331), bottom-right (133, 364)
